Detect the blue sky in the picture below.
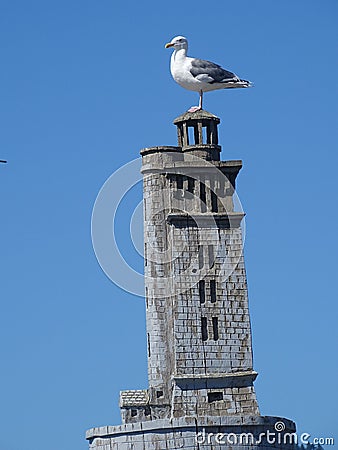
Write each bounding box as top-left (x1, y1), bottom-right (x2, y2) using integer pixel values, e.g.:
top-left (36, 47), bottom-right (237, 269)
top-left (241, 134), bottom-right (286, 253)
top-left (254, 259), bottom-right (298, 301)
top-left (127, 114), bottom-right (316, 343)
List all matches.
top-left (0, 1), bottom-right (337, 449)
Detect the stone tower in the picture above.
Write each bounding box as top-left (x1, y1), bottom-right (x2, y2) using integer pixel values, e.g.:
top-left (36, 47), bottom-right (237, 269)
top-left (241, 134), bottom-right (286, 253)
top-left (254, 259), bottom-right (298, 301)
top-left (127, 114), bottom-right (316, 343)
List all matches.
top-left (87, 111), bottom-right (296, 449)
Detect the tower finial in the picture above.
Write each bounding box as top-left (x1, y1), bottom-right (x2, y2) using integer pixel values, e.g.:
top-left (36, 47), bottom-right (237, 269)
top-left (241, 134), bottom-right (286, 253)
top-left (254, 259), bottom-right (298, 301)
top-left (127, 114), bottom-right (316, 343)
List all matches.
top-left (173, 110), bottom-right (221, 161)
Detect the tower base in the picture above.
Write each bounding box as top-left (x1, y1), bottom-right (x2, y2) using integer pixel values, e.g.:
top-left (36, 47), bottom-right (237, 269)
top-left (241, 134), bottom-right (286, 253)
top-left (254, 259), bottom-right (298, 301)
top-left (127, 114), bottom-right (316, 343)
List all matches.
top-left (86, 415), bottom-right (296, 449)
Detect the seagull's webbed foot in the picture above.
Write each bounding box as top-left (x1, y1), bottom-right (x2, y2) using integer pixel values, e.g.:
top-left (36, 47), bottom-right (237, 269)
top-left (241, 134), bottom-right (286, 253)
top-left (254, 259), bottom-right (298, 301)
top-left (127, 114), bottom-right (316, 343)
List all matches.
top-left (188, 106), bottom-right (202, 113)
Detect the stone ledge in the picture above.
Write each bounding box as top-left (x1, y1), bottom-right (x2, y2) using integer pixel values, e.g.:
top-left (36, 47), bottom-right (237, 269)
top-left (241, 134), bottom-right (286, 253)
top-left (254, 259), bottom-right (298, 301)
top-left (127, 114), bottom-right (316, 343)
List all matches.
top-left (141, 158), bottom-right (242, 174)
top-left (86, 415), bottom-right (296, 440)
top-left (140, 146), bottom-right (181, 156)
top-left (181, 143), bottom-right (221, 153)
top-left (173, 370), bottom-right (258, 380)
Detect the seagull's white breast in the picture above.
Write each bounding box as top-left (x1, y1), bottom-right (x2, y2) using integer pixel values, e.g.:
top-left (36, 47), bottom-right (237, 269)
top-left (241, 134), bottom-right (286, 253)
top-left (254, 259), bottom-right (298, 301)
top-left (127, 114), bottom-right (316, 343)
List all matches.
top-left (170, 52), bottom-right (203, 92)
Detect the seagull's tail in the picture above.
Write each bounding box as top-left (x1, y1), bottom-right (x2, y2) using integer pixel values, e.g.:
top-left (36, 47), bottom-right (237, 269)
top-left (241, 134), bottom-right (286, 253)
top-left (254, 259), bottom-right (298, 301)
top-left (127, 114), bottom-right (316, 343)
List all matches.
top-left (237, 78), bottom-right (253, 88)
top-left (221, 78), bottom-right (253, 89)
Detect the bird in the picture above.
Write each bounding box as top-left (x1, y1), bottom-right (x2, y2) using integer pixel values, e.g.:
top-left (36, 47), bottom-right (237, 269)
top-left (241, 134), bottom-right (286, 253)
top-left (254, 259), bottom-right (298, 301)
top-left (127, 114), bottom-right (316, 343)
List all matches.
top-left (165, 36), bottom-right (251, 112)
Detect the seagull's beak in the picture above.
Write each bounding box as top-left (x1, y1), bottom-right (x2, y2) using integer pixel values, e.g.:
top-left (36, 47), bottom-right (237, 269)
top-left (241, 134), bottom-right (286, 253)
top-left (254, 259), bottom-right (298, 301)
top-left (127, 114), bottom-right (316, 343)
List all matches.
top-left (165, 42), bottom-right (174, 48)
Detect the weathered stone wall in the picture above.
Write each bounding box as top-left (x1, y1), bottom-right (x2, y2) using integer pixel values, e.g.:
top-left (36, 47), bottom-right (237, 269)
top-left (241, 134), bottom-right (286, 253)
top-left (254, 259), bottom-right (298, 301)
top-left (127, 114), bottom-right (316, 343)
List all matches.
top-left (171, 229), bottom-right (254, 376)
top-left (143, 170), bottom-right (175, 410)
top-left (87, 416), bottom-right (296, 450)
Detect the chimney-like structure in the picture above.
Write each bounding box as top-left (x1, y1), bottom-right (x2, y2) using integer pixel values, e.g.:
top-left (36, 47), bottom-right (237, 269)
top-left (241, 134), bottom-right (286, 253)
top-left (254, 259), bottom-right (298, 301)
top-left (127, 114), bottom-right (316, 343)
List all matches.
top-left (87, 111), bottom-right (296, 449)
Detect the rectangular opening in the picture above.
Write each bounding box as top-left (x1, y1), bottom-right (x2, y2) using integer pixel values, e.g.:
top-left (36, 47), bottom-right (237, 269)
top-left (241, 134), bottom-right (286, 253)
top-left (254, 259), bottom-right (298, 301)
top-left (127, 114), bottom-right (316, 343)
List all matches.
top-left (147, 333), bottom-right (151, 357)
top-left (201, 317), bottom-right (208, 341)
top-left (130, 409), bottom-right (138, 417)
top-left (187, 176), bottom-right (194, 193)
top-left (198, 280), bottom-right (205, 304)
top-left (156, 390), bottom-right (164, 398)
top-left (208, 245), bottom-right (214, 268)
top-left (188, 126), bottom-right (195, 145)
top-left (211, 191), bottom-right (218, 212)
top-left (212, 317), bottom-right (219, 341)
top-left (208, 391), bottom-right (223, 403)
top-left (206, 125), bottom-right (212, 144)
top-left (144, 243), bottom-right (147, 266)
top-left (176, 175), bottom-right (183, 190)
top-left (202, 126), bottom-right (207, 144)
top-left (198, 245), bottom-right (204, 269)
top-left (210, 280), bottom-right (216, 303)
top-left (200, 182), bottom-right (206, 212)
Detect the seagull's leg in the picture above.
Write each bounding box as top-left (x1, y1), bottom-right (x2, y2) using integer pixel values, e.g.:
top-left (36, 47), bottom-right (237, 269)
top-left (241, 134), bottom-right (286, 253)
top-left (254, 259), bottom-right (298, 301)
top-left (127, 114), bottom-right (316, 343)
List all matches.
top-left (188, 91), bottom-right (203, 113)
top-left (199, 90), bottom-right (203, 110)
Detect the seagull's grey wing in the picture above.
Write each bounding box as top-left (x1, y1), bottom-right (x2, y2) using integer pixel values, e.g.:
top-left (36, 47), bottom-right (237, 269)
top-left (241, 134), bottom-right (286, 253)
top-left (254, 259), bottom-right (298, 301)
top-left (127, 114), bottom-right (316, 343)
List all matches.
top-left (190, 58), bottom-right (238, 84)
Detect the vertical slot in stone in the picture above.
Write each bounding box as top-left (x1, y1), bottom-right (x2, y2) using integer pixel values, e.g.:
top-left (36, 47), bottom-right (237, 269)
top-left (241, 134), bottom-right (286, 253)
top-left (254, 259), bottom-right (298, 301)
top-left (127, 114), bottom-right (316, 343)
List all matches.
top-left (200, 181), bottom-right (206, 212)
top-left (199, 280), bottom-right (206, 304)
top-left (187, 176), bottom-right (194, 193)
top-left (147, 333), bottom-right (151, 357)
top-left (210, 279), bottom-right (216, 302)
top-left (212, 317), bottom-right (219, 341)
top-left (211, 190), bottom-right (218, 212)
top-left (201, 317), bottom-right (208, 341)
top-left (208, 245), bottom-right (214, 269)
top-left (198, 245), bottom-right (204, 269)
top-left (176, 175), bottom-right (183, 190)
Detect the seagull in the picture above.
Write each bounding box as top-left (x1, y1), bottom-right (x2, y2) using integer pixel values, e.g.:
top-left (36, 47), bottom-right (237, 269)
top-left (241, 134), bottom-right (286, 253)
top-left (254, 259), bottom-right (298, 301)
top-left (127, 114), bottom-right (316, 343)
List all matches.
top-left (165, 36), bottom-right (251, 112)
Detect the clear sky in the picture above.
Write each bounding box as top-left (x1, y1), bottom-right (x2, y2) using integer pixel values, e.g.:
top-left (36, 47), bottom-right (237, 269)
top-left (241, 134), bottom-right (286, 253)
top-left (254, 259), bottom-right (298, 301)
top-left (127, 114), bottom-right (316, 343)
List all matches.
top-left (0, 1), bottom-right (337, 449)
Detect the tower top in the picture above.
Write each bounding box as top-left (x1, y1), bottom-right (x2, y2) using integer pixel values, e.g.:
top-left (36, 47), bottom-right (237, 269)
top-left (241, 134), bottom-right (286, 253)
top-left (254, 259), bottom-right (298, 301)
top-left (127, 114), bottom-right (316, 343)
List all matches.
top-left (173, 109), bottom-right (220, 125)
top-left (173, 110), bottom-right (221, 161)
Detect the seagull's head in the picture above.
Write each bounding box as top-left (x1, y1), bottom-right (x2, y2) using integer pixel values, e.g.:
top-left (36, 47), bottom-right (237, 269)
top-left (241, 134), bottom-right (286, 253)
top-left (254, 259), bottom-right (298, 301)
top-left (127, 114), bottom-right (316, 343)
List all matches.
top-left (165, 36), bottom-right (188, 51)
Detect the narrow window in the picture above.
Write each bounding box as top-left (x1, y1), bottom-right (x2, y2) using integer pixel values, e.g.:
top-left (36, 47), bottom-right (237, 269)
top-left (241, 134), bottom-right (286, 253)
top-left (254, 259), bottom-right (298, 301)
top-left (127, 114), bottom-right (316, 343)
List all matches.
top-left (212, 317), bottom-right (219, 341)
top-left (131, 409), bottom-right (138, 417)
top-left (210, 280), bottom-right (216, 303)
top-left (208, 392), bottom-right (223, 403)
top-left (202, 126), bottom-right (207, 144)
top-left (188, 126), bottom-right (194, 144)
top-left (144, 243), bottom-right (147, 266)
top-left (198, 280), bottom-right (205, 304)
top-left (187, 176), bottom-right (194, 193)
top-left (156, 390), bottom-right (164, 398)
top-left (201, 317), bottom-right (208, 341)
top-left (198, 245), bottom-right (204, 269)
top-left (211, 191), bottom-right (218, 212)
top-left (208, 245), bottom-right (214, 268)
top-left (144, 406), bottom-right (151, 416)
top-left (147, 333), bottom-right (151, 357)
top-left (200, 182), bottom-right (206, 212)
top-left (176, 176), bottom-right (183, 189)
